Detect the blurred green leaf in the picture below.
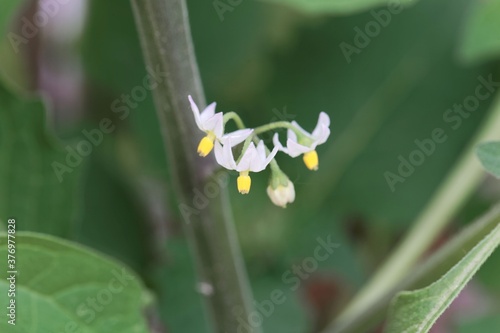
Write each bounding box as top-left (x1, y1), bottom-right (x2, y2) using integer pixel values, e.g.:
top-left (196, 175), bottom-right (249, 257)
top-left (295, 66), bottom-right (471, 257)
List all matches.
top-left (251, 0), bottom-right (496, 225)
top-left (476, 247), bottom-right (500, 291)
top-left (260, 0), bottom-right (417, 15)
top-left (0, 232), bottom-right (150, 333)
top-left (460, 0), bottom-right (500, 63)
top-left (385, 222), bottom-right (500, 333)
top-left (0, 0), bottom-right (19, 26)
top-left (458, 315), bottom-right (500, 333)
top-left (0, 84), bottom-right (81, 237)
top-left (82, 0), bottom-right (147, 93)
top-left (75, 152), bottom-right (152, 273)
top-left (188, 0), bottom-right (275, 99)
top-left (82, 0), bottom-right (167, 175)
top-left (159, 239), bottom-right (211, 332)
top-left (0, 0), bottom-right (31, 91)
top-left (251, 277), bottom-right (309, 333)
top-left (318, 204), bottom-right (500, 333)
top-left (476, 141), bottom-right (500, 178)
top-left (79, 0), bottom-right (169, 279)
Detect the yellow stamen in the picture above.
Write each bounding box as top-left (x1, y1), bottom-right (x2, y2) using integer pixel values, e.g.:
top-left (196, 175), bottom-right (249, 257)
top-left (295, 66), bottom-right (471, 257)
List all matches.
top-left (237, 171), bottom-right (252, 194)
top-left (303, 150), bottom-right (319, 170)
top-left (197, 134), bottom-right (215, 157)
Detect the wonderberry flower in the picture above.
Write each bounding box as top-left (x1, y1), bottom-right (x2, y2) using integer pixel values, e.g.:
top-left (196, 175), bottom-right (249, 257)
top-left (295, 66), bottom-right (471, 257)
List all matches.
top-left (188, 95), bottom-right (252, 157)
top-left (215, 139), bottom-right (278, 194)
top-left (273, 112), bottom-right (330, 170)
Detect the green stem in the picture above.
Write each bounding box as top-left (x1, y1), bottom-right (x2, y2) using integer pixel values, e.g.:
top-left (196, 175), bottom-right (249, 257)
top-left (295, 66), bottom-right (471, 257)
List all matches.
top-left (224, 111), bottom-right (246, 129)
top-left (129, 1), bottom-right (259, 332)
top-left (253, 121), bottom-right (302, 137)
top-left (329, 91), bottom-right (500, 330)
top-left (269, 158), bottom-right (281, 174)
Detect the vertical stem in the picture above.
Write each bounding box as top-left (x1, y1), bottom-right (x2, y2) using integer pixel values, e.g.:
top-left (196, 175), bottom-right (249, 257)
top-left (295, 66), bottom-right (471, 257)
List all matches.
top-left (129, 1), bottom-right (259, 332)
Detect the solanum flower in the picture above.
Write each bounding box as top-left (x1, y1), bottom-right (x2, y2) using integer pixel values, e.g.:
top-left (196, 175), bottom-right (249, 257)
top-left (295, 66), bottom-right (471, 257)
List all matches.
top-left (267, 170), bottom-right (295, 208)
top-left (215, 139), bottom-right (278, 194)
top-left (188, 95), bottom-right (252, 157)
top-left (273, 112), bottom-right (330, 170)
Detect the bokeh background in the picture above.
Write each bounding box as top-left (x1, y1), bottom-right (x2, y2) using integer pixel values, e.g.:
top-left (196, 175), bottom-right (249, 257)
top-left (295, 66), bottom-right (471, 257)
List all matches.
top-left (2, 0), bottom-right (500, 332)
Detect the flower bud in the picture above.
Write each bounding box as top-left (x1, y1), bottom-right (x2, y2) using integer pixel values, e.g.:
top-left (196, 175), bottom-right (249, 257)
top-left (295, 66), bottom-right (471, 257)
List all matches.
top-left (267, 170), bottom-right (295, 208)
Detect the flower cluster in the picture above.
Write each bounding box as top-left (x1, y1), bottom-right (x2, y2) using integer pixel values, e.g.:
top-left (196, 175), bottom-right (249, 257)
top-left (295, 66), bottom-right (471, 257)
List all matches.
top-left (189, 95), bottom-right (331, 208)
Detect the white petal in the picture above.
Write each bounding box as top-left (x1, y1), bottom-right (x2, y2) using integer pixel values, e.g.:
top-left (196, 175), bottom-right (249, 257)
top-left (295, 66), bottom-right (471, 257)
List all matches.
top-left (212, 113), bottom-right (224, 138)
top-left (214, 141), bottom-right (230, 169)
top-left (236, 143), bottom-right (257, 172)
top-left (273, 133), bottom-right (289, 154)
top-left (291, 121), bottom-right (309, 136)
top-left (312, 112), bottom-right (331, 139)
top-left (287, 128), bottom-right (297, 143)
top-left (220, 129), bottom-right (253, 146)
top-left (286, 139), bottom-right (312, 157)
top-left (188, 95), bottom-right (203, 130)
top-left (314, 124), bottom-right (331, 145)
top-left (203, 113), bottom-right (224, 137)
top-left (256, 140), bottom-right (267, 161)
top-left (222, 140), bottom-right (237, 169)
top-left (248, 142), bottom-right (278, 172)
top-left (200, 102), bottom-right (217, 123)
top-left (263, 144), bottom-right (279, 167)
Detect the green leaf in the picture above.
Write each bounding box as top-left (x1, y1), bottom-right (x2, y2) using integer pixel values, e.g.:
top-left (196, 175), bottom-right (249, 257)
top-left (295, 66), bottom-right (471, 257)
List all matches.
top-left (0, 0), bottom-right (30, 91)
top-left (259, 0), bottom-right (418, 15)
top-left (385, 222), bottom-right (500, 333)
top-left (460, 0), bottom-right (500, 63)
top-left (476, 141), bottom-right (500, 178)
top-left (458, 315), bottom-right (500, 333)
top-left (0, 84), bottom-right (81, 237)
top-left (319, 204), bottom-right (500, 333)
top-left (0, 232), bottom-right (151, 333)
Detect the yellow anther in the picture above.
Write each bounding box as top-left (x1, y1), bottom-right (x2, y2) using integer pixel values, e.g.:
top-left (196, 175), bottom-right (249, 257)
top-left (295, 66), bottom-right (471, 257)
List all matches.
top-left (197, 134), bottom-right (215, 157)
top-left (303, 150), bottom-right (319, 171)
top-left (237, 171), bottom-right (252, 194)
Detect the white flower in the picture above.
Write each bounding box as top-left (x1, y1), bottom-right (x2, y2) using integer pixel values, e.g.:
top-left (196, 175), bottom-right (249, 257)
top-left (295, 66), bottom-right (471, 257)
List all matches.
top-left (189, 95), bottom-right (253, 157)
top-left (273, 112), bottom-right (330, 170)
top-left (267, 180), bottom-right (295, 208)
top-left (215, 139), bottom-right (279, 194)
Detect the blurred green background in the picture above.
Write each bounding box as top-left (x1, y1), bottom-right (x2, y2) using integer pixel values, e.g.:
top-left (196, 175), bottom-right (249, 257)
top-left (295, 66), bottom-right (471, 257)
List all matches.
top-left (2, 0), bottom-right (500, 332)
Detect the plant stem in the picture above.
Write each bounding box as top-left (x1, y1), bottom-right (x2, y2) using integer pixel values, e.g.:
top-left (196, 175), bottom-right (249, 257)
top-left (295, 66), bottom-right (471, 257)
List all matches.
top-left (224, 111), bottom-right (246, 129)
top-left (129, 1), bottom-right (259, 332)
top-left (253, 121), bottom-right (302, 137)
top-left (327, 91), bottom-right (500, 331)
